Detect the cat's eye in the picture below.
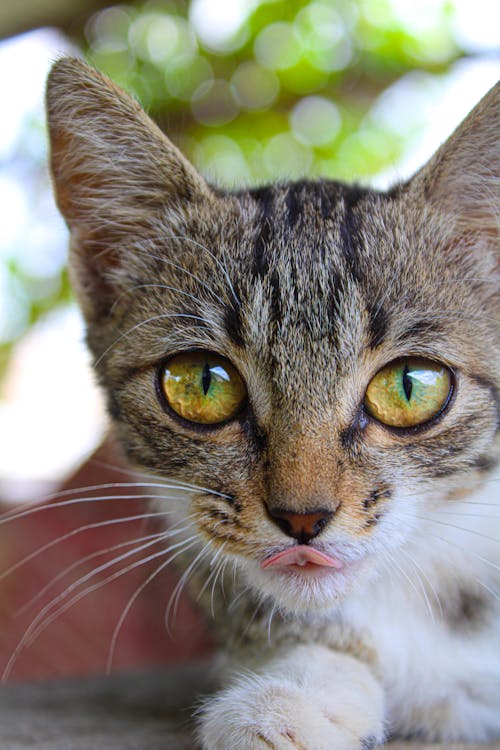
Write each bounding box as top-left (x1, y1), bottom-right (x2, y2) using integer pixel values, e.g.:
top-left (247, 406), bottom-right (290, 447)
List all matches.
top-left (160, 351), bottom-right (247, 425)
top-left (364, 357), bottom-right (452, 428)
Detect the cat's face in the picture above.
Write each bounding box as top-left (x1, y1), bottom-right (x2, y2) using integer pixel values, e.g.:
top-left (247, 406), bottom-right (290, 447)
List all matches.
top-left (46, 59), bottom-right (499, 613)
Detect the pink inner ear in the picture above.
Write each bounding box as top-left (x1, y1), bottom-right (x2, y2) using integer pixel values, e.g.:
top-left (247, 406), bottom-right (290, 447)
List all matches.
top-left (261, 546), bottom-right (343, 569)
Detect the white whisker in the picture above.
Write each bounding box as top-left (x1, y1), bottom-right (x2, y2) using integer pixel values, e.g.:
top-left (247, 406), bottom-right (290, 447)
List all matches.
top-left (399, 547), bottom-right (441, 621)
top-left (106, 535), bottom-right (199, 674)
top-left (2, 535), bottom-right (198, 683)
top-left (110, 282), bottom-right (208, 315)
top-left (0, 510), bottom-right (176, 582)
top-left (417, 531), bottom-right (500, 573)
top-left (267, 602), bottom-right (277, 646)
top-left (164, 234), bottom-right (240, 308)
top-left (403, 513), bottom-right (499, 544)
top-left (132, 244), bottom-right (227, 307)
top-left (94, 313), bottom-right (209, 367)
top-left (164, 540), bottom-right (212, 634)
top-left (15, 529), bottom-right (175, 617)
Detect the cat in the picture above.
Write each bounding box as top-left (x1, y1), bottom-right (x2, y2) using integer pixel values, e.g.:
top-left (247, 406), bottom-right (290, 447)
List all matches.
top-left (46, 57), bottom-right (499, 749)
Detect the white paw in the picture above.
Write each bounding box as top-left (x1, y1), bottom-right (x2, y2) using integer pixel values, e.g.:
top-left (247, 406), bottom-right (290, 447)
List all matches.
top-left (198, 648), bottom-right (384, 750)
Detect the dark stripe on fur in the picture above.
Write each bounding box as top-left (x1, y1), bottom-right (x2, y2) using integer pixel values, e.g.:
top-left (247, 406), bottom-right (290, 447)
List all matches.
top-left (366, 300), bottom-right (390, 348)
top-left (224, 304), bottom-right (245, 347)
top-left (285, 182), bottom-right (302, 229)
top-left (471, 454), bottom-right (499, 473)
top-left (394, 318), bottom-right (442, 343)
top-left (338, 195), bottom-right (364, 285)
top-left (444, 587), bottom-right (491, 631)
top-left (251, 186), bottom-right (274, 279)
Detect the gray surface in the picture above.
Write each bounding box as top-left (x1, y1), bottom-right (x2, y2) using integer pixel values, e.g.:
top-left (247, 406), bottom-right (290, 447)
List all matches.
top-left (0, 665), bottom-right (215, 750)
top-left (0, 667), bottom-right (499, 750)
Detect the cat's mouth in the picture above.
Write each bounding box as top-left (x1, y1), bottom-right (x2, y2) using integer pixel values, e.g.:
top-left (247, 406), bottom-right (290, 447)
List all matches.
top-left (261, 546), bottom-right (343, 574)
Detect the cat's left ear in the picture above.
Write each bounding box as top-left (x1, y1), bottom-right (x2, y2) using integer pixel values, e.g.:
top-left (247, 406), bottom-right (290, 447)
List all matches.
top-left (46, 57), bottom-right (213, 229)
top-left (407, 81), bottom-right (499, 240)
top-left (46, 57), bottom-right (217, 320)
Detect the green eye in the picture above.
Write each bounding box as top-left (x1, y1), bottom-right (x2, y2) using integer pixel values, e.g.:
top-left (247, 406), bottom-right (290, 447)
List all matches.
top-left (364, 357), bottom-right (452, 428)
top-left (161, 352), bottom-right (247, 425)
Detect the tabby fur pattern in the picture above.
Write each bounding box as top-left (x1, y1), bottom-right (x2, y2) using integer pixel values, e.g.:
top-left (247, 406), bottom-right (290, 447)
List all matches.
top-left (46, 58), bottom-right (499, 748)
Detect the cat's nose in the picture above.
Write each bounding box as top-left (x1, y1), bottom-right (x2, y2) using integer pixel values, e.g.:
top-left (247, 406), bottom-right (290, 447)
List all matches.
top-left (266, 506), bottom-right (334, 544)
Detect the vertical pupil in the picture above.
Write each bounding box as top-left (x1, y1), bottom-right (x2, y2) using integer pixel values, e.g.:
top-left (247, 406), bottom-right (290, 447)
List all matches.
top-left (202, 363), bottom-right (212, 395)
top-left (402, 364), bottom-right (412, 402)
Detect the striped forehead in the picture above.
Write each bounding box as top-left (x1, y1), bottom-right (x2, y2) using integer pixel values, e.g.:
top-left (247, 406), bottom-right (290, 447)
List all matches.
top-left (232, 181), bottom-right (381, 405)
top-left (242, 184), bottom-right (380, 335)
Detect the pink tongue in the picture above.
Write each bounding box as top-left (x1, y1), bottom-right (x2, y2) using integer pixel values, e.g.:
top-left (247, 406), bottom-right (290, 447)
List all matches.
top-left (261, 546), bottom-right (343, 570)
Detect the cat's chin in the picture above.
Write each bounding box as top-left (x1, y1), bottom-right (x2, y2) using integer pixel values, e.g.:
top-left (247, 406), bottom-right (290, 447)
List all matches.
top-left (241, 556), bottom-right (372, 615)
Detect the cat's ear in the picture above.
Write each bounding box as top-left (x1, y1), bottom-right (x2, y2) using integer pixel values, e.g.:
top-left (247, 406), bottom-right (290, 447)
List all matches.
top-left (46, 57), bottom-right (214, 318)
top-left (406, 81), bottom-right (499, 240)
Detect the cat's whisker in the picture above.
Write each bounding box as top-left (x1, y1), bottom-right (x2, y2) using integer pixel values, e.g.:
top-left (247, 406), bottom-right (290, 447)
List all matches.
top-left (231, 558), bottom-right (239, 591)
top-left (2, 535), bottom-right (199, 683)
top-left (110, 282), bottom-right (209, 316)
top-left (94, 312), bottom-right (209, 367)
top-left (164, 539), bottom-right (213, 635)
top-left (86, 460), bottom-right (236, 501)
top-left (228, 581), bottom-right (251, 613)
top-left (196, 542), bottom-right (227, 605)
top-left (399, 512), bottom-right (499, 545)
top-left (382, 547), bottom-right (434, 622)
top-left (398, 547), bottom-right (442, 621)
top-left (210, 556), bottom-right (229, 619)
top-left (164, 234), bottom-right (240, 308)
top-left (0, 494), bottom-right (173, 530)
top-left (0, 510), bottom-right (178, 583)
top-left (428, 510), bottom-right (500, 519)
top-left (15, 529), bottom-right (174, 617)
top-left (266, 602), bottom-right (277, 647)
top-left (410, 529), bottom-right (500, 573)
top-left (0, 481), bottom-right (232, 528)
top-left (474, 578), bottom-right (500, 602)
top-left (0, 483), bottom-right (191, 526)
top-left (233, 586), bottom-right (257, 635)
top-left (218, 558), bottom-right (229, 606)
top-left (106, 533), bottom-right (199, 674)
top-left (132, 243), bottom-right (228, 307)
top-left (28, 532), bottom-right (180, 636)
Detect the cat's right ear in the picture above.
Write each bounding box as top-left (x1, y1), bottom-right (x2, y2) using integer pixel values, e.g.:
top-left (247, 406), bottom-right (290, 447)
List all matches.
top-left (406, 81), bottom-right (499, 243)
top-left (46, 57), bottom-right (214, 319)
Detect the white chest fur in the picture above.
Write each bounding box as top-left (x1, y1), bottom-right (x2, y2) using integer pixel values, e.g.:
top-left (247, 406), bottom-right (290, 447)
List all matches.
top-left (343, 473), bottom-right (500, 740)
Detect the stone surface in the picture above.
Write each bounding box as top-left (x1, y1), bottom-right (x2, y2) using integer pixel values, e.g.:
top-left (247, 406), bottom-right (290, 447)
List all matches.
top-left (1, 667), bottom-right (499, 750)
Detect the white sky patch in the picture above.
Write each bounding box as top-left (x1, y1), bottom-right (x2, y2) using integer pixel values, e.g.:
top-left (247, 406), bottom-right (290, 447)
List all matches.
top-left (0, 28), bottom-right (71, 159)
top-left (0, 307), bottom-right (106, 502)
top-left (0, 176), bottom-right (27, 254)
top-left (452, 0), bottom-right (500, 51)
top-left (372, 57), bottom-right (500, 188)
top-left (190, 0), bottom-right (257, 51)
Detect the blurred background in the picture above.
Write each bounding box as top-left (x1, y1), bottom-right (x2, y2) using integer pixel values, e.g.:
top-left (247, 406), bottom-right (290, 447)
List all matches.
top-left (0, 0), bottom-right (499, 681)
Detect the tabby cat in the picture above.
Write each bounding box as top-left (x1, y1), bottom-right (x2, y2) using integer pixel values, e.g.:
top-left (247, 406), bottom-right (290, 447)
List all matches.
top-left (46, 58), bottom-right (499, 748)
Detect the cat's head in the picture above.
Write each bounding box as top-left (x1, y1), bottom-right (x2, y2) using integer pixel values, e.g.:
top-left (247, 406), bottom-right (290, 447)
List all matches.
top-left (46, 59), bottom-right (499, 614)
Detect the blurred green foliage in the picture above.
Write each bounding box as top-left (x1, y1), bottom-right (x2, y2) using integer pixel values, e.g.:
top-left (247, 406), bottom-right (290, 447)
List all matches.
top-left (0, 0), bottom-right (478, 378)
top-left (85, 0), bottom-right (462, 185)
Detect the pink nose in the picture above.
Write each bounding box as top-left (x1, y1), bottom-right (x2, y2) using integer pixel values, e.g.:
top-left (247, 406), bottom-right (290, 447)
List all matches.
top-left (266, 506), bottom-right (334, 543)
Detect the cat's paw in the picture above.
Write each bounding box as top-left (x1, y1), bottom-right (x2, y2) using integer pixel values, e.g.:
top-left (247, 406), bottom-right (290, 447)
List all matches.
top-left (198, 647), bottom-right (384, 750)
